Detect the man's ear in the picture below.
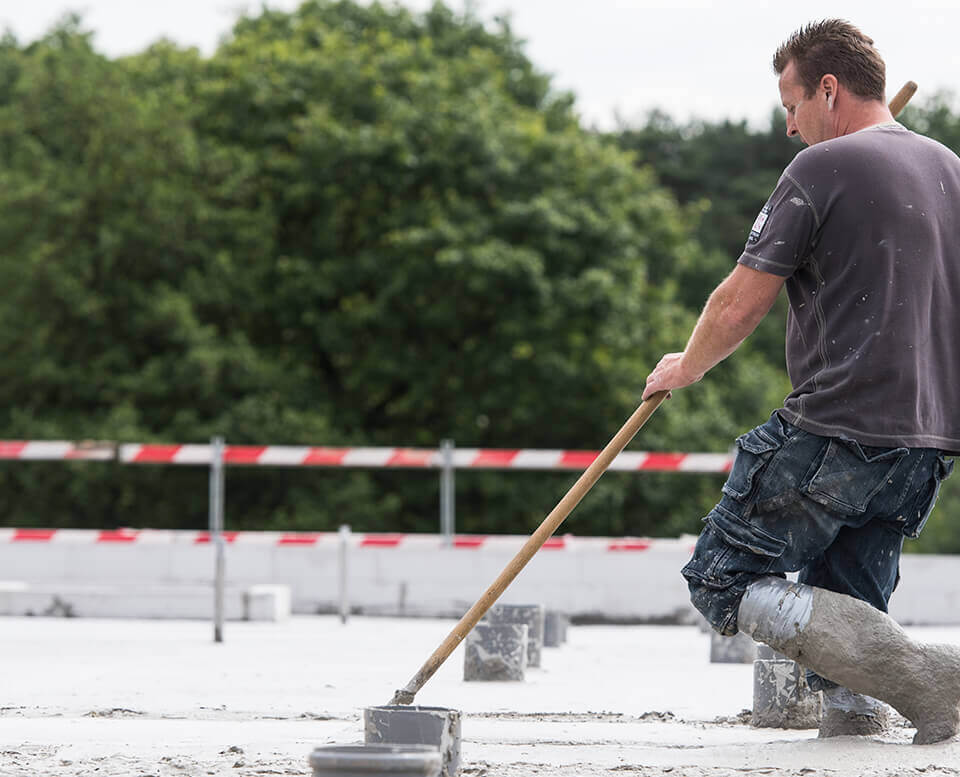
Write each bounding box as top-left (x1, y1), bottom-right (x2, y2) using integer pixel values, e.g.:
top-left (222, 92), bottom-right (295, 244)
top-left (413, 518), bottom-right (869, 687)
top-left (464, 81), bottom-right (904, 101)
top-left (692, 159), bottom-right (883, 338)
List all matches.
top-left (821, 74), bottom-right (838, 109)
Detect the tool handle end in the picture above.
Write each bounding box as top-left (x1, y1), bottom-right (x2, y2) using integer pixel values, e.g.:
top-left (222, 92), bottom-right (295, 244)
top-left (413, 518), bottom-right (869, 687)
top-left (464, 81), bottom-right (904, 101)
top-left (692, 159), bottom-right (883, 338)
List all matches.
top-left (889, 80), bottom-right (918, 117)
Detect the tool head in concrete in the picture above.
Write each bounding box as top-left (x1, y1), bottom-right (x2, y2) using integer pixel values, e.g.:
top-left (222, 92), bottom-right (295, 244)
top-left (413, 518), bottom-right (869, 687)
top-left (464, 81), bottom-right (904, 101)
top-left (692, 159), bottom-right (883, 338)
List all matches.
top-left (389, 688), bottom-right (416, 706)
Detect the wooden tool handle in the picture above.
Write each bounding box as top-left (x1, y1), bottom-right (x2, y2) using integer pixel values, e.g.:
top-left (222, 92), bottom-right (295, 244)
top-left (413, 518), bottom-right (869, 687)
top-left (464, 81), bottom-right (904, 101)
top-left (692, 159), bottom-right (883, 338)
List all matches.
top-left (389, 391), bottom-right (669, 705)
top-left (889, 80), bottom-right (918, 117)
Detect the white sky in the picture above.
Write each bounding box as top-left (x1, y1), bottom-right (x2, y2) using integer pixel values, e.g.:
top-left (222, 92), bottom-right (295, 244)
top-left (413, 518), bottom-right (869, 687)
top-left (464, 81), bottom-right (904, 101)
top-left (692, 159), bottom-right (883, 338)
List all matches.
top-left (2, 1), bottom-right (959, 129)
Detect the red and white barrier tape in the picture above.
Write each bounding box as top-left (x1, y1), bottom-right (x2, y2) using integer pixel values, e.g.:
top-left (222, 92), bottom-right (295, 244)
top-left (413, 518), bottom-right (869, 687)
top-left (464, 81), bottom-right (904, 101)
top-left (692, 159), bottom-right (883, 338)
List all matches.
top-left (0, 528), bottom-right (697, 552)
top-left (0, 441), bottom-right (733, 473)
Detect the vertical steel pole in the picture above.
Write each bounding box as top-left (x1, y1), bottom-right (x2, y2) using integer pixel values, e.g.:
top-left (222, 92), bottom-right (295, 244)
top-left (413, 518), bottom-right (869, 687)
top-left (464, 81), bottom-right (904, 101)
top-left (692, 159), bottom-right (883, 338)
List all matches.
top-left (439, 439), bottom-right (455, 546)
top-left (338, 524), bottom-right (351, 624)
top-left (210, 436), bottom-right (226, 643)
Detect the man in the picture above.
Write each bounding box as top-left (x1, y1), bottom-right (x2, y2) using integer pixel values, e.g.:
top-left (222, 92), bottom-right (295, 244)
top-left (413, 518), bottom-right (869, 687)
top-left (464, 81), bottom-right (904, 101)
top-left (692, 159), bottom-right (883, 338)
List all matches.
top-left (642, 20), bottom-right (959, 743)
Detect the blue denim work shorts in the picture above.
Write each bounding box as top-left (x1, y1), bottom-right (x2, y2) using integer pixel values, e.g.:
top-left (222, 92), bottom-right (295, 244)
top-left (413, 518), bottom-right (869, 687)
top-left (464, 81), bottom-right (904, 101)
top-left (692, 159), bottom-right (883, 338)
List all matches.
top-left (682, 411), bottom-right (954, 647)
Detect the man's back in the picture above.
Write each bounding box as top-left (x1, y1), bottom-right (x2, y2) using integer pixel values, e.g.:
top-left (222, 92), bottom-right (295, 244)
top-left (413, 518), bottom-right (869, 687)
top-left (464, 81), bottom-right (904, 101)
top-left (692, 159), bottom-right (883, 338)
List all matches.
top-left (740, 124), bottom-right (960, 450)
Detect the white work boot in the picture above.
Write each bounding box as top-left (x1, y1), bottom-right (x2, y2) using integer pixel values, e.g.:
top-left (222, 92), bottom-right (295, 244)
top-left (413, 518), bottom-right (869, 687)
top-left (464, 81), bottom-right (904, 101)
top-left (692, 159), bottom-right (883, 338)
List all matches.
top-left (819, 686), bottom-right (888, 738)
top-left (738, 576), bottom-right (960, 745)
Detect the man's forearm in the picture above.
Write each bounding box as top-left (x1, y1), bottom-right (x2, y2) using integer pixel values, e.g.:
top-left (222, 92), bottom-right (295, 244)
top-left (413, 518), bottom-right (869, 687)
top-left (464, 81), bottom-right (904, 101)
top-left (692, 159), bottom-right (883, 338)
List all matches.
top-left (642, 265), bottom-right (784, 400)
top-left (679, 282), bottom-right (769, 377)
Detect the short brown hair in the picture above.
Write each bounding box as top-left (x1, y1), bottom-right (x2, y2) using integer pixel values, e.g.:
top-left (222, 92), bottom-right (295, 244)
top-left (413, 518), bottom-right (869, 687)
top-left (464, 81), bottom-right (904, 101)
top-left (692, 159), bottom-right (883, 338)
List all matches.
top-left (773, 19), bottom-right (885, 102)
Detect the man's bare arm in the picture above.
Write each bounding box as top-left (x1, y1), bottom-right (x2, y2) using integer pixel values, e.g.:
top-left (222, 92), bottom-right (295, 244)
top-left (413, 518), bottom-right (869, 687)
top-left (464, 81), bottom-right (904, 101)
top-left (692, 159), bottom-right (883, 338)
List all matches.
top-left (642, 264), bottom-right (786, 400)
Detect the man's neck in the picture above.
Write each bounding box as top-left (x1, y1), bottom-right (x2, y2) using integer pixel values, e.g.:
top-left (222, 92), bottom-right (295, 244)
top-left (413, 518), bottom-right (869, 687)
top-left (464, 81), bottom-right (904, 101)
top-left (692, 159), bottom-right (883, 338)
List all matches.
top-left (839, 101), bottom-right (896, 135)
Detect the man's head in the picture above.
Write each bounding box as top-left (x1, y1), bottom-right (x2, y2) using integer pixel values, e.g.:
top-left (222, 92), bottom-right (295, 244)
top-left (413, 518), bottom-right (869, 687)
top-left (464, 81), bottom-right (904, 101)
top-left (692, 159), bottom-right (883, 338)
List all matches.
top-left (773, 20), bottom-right (889, 145)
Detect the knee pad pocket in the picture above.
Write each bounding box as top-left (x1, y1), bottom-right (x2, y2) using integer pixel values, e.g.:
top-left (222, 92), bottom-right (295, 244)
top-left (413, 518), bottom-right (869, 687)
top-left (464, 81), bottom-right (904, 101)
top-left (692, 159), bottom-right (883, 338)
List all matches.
top-left (683, 503), bottom-right (787, 592)
top-left (707, 503), bottom-right (787, 558)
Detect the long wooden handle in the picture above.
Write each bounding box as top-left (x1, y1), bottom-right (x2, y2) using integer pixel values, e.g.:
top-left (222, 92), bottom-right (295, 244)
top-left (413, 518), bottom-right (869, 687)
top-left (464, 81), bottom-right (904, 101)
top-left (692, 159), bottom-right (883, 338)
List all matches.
top-left (389, 391), bottom-right (669, 705)
top-left (889, 80), bottom-right (917, 117)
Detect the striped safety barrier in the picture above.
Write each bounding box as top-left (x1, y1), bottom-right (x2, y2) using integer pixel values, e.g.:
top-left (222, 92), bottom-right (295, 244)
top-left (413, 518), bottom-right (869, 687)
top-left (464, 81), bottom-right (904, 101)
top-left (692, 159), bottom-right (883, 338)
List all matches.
top-left (0, 528), bottom-right (697, 552)
top-left (0, 441), bottom-right (733, 473)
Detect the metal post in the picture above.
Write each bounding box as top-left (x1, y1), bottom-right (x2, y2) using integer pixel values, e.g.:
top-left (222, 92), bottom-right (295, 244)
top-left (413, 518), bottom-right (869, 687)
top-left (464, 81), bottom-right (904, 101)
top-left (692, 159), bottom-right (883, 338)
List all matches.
top-left (439, 439), bottom-right (455, 546)
top-left (338, 524), bottom-right (351, 624)
top-left (209, 436), bottom-right (226, 643)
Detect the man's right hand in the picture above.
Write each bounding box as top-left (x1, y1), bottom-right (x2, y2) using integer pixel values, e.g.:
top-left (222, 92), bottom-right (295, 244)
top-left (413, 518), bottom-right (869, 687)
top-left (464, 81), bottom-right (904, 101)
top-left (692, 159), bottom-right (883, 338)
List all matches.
top-left (642, 352), bottom-right (702, 400)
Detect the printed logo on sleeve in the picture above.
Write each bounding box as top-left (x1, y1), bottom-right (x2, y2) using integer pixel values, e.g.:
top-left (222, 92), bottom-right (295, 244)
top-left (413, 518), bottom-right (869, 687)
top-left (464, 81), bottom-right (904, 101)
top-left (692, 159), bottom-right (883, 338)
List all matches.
top-left (748, 205), bottom-right (770, 244)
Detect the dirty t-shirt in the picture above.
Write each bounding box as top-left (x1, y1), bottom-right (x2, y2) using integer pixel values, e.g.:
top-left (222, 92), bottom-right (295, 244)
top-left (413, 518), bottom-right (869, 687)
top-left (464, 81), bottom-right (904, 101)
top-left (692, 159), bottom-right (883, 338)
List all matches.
top-left (739, 123), bottom-right (960, 451)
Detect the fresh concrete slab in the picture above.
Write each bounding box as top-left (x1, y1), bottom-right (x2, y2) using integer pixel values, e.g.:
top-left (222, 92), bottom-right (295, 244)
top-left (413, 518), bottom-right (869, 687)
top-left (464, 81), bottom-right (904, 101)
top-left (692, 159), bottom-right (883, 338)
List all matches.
top-left (3, 616), bottom-right (960, 776)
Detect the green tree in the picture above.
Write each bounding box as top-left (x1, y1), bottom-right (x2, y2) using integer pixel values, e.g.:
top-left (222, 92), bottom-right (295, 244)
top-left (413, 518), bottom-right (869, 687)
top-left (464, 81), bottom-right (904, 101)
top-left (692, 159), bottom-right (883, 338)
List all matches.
top-left (613, 109), bottom-right (802, 368)
top-left (0, 4), bottom-right (803, 537)
top-left (185, 1), bottom-right (755, 534)
top-left (899, 91), bottom-right (960, 154)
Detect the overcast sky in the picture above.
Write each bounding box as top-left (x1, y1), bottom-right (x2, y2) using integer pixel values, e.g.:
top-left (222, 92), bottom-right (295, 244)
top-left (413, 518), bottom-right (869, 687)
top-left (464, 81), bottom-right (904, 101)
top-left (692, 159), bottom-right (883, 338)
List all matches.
top-left (3, 1), bottom-right (959, 129)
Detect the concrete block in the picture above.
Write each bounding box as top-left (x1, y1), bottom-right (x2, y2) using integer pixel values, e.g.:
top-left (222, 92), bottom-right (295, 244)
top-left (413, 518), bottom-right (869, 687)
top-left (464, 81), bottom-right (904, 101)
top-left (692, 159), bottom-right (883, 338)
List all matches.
top-left (463, 623), bottom-right (527, 681)
top-left (0, 546), bottom-right (70, 581)
top-left (0, 581), bottom-right (29, 616)
top-left (0, 581), bottom-right (293, 621)
top-left (543, 610), bottom-right (568, 647)
top-left (483, 603), bottom-right (544, 667)
top-left (752, 659), bottom-right (822, 729)
top-left (64, 545), bottom-right (173, 582)
top-left (710, 630), bottom-right (757, 663)
top-left (243, 584), bottom-right (291, 621)
top-left (364, 705), bottom-right (460, 777)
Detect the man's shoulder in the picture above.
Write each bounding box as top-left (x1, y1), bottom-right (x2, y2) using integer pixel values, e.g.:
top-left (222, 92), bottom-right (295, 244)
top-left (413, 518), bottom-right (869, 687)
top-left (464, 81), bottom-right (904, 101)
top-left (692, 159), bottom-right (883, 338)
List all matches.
top-left (784, 124), bottom-right (956, 183)
top-left (787, 126), bottom-right (892, 170)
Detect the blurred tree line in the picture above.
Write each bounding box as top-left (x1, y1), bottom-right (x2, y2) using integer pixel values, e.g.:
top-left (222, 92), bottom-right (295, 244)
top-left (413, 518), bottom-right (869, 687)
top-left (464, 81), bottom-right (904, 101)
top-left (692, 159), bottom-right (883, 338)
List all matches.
top-left (0, 1), bottom-right (956, 549)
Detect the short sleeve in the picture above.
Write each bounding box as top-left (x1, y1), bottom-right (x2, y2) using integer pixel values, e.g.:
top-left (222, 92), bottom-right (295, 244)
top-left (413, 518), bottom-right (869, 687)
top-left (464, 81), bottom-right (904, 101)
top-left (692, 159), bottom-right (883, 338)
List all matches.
top-left (738, 170), bottom-right (820, 278)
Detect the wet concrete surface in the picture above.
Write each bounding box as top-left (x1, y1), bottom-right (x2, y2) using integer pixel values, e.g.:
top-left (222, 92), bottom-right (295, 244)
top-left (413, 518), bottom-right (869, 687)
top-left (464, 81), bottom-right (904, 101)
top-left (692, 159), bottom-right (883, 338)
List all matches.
top-left (3, 615), bottom-right (960, 776)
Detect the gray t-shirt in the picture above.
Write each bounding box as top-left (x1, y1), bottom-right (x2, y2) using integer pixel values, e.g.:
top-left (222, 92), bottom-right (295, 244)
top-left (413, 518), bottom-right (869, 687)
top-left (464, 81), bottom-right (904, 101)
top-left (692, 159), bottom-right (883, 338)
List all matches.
top-left (739, 123), bottom-right (960, 451)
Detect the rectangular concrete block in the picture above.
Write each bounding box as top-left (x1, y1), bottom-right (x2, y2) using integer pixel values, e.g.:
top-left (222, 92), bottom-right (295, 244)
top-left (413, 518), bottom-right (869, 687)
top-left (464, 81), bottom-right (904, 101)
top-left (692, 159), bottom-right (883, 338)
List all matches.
top-left (0, 581), bottom-right (29, 616)
top-left (543, 610), bottom-right (568, 647)
top-left (0, 581), bottom-right (291, 620)
top-left (483, 604), bottom-right (545, 667)
top-left (243, 584), bottom-right (291, 621)
top-left (464, 623), bottom-right (528, 681)
top-left (64, 545), bottom-right (174, 582)
top-left (752, 659), bottom-right (822, 729)
top-left (364, 705), bottom-right (460, 777)
top-left (710, 630), bottom-right (757, 663)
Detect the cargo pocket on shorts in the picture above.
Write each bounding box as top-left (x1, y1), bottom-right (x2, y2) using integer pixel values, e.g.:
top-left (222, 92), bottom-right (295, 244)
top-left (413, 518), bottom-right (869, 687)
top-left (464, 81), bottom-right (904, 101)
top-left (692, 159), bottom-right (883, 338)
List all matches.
top-left (901, 454), bottom-right (956, 538)
top-left (805, 439), bottom-right (908, 516)
top-left (721, 426), bottom-right (783, 503)
top-left (683, 503), bottom-right (787, 590)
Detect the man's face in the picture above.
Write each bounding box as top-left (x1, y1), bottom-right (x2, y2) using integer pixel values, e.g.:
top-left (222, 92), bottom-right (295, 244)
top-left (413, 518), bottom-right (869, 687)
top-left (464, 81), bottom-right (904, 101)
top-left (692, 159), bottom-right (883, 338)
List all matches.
top-left (778, 60), bottom-right (832, 146)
